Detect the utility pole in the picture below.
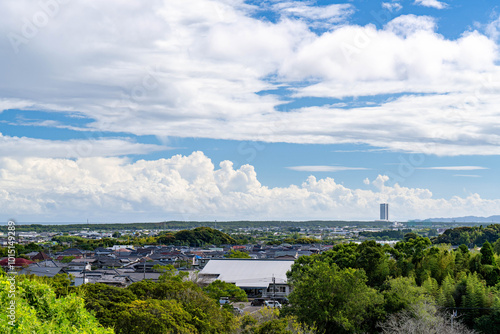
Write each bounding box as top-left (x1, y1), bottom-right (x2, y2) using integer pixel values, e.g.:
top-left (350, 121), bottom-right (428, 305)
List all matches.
top-left (272, 275), bottom-right (276, 302)
top-left (451, 310), bottom-right (457, 330)
top-left (143, 257), bottom-right (146, 280)
top-left (83, 263), bottom-right (86, 286)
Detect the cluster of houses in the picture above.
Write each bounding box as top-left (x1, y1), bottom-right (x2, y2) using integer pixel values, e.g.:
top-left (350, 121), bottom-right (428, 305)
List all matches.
top-left (1, 243), bottom-right (330, 298)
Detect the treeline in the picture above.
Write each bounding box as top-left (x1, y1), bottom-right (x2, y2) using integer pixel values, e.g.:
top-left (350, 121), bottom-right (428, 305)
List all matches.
top-left (4, 220), bottom-right (394, 233)
top-left (285, 237), bottom-right (500, 333)
top-left (49, 227), bottom-right (236, 249)
top-left (434, 224), bottom-right (500, 246)
top-left (359, 229), bottom-right (412, 240)
top-left (157, 227), bottom-right (237, 246)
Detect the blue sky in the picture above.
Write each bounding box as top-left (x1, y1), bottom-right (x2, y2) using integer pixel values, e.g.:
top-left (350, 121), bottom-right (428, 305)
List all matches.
top-left (1, 0), bottom-right (500, 222)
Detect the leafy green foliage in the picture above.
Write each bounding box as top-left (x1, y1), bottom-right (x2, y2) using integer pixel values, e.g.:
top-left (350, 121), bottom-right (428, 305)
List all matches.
top-left (204, 280), bottom-right (248, 302)
top-left (382, 277), bottom-right (433, 314)
top-left (434, 224), bottom-right (500, 246)
top-left (287, 261), bottom-right (384, 333)
top-left (127, 279), bottom-right (237, 333)
top-left (359, 229), bottom-right (412, 240)
top-left (225, 249), bottom-right (251, 258)
top-left (116, 299), bottom-right (196, 334)
top-left (239, 307), bottom-right (315, 334)
top-left (0, 274), bottom-right (112, 333)
top-left (481, 241), bottom-right (496, 266)
top-left (51, 273), bottom-right (74, 297)
top-left (174, 227), bottom-right (237, 246)
top-left (82, 283), bottom-right (137, 329)
top-left (61, 256), bottom-right (75, 263)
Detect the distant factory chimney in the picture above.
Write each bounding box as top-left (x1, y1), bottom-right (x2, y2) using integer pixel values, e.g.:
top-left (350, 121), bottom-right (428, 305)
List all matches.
top-left (380, 203), bottom-right (389, 221)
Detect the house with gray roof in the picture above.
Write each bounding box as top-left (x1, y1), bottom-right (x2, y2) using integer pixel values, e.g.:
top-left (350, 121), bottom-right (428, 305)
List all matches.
top-left (198, 259), bottom-right (294, 298)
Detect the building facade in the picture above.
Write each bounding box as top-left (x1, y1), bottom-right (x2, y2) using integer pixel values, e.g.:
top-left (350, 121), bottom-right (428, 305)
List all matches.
top-left (380, 203), bottom-right (389, 220)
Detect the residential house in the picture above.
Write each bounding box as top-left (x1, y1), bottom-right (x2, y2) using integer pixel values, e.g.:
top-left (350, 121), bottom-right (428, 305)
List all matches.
top-left (198, 259), bottom-right (294, 298)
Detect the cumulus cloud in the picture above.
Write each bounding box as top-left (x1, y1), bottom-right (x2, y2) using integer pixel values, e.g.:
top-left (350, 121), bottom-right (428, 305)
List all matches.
top-left (1, 152), bottom-right (499, 222)
top-left (414, 0), bottom-right (447, 9)
top-left (0, 1), bottom-right (500, 157)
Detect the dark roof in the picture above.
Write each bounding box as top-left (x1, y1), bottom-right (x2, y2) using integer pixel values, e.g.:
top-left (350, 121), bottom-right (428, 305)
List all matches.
top-left (19, 266), bottom-right (63, 278)
top-left (61, 248), bottom-right (83, 255)
top-left (31, 252), bottom-right (51, 261)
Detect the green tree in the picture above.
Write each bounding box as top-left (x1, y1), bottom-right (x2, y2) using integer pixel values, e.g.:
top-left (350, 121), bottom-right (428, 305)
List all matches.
top-left (152, 264), bottom-right (188, 282)
top-left (225, 249), bottom-right (251, 259)
top-left (116, 299), bottom-right (196, 334)
top-left (286, 261), bottom-right (384, 333)
top-left (459, 272), bottom-right (493, 327)
top-left (404, 232), bottom-right (419, 242)
top-left (493, 238), bottom-right (500, 255)
top-left (51, 273), bottom-right (74, 297)
top-left (204, 280), bottom-right (248, 302)
top-left (356, 241), bottom-right (390, 287)
top-left (454, 244), bottom-right (471, 276)
top-left (382, 276), bottom-right (433, 314)
top-left (481, 241), bottom-right (496, 266)
top-left (0, 274), bottom-right (112, 334)
top-left (128, 279), bottom-right (237, 333)
top-left (60, 256), bottom-right (75, 263)
top-left (82, 283), bottom-right (137, 328)
top-left (239, 308), bottom-right (315, 334)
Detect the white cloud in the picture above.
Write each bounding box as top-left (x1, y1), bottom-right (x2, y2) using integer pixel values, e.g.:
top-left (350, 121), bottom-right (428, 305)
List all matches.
top-left (417, 166), bottom-right (488, 171)
top-left (414, 0), bottom-right (447, 9)
top-left (382, 2), bottom-right (403, 12)
top-left (287, 165), bottom-right (369, 172)
top-left (453, 174), bottom-right (481, 178)
top-left (272, 2), bottom-right (354, 27)
top-left (1, 152), bottom-right (499, 222)
top-left (486, 15), bottom-right (500, 41)
top-left (0, 2), bottom-right (500, 158)
top-left (0, 133), bottom-right (169, 158)
top-left (385, 14), bottom-right (436, 36)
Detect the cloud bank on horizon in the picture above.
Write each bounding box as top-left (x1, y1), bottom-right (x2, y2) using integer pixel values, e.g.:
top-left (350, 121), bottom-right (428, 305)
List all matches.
top-left (1, 0), bottom-right (500, 221)
top-left (1, 152), bottom-right (497, 222)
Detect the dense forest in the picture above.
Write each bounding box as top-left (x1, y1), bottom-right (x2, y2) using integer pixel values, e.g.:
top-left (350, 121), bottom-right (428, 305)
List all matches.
top-left (434, 224), bottom-right (500, 246)
top-left (285, 237), bottom-right (500, 333)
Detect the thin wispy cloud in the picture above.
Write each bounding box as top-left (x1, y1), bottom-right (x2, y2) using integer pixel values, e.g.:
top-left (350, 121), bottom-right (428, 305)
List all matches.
top-left (453, 174), bottom-right (481, 178)
top-left (382, 2), bottom-right (403, 12)
top-left (287, 166), bottom-right (370, 172)
top-left (417, 166), bottom-right (488, 171)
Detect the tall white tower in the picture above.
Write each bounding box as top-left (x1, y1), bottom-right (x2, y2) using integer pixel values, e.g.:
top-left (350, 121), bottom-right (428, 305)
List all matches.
top-left (380, 203), bottom-right (389, 221)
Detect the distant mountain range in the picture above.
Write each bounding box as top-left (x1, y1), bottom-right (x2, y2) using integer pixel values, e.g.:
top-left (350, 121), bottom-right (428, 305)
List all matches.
top-left (412, 215), bottom-right (500, 223)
